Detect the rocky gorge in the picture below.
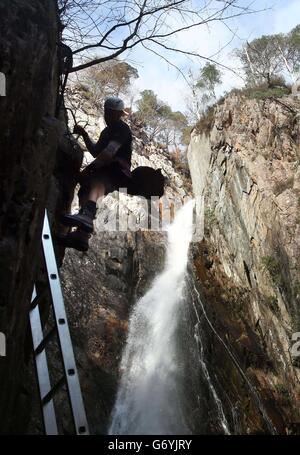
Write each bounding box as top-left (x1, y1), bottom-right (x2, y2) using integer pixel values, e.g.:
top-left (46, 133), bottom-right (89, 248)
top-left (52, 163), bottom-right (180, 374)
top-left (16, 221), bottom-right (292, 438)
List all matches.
top-left (188, 92), bottom-right (300, 433)
top-left (0, 0), bottom-right (300, 436)
top-left (28, 89), bottom-right (300, 435)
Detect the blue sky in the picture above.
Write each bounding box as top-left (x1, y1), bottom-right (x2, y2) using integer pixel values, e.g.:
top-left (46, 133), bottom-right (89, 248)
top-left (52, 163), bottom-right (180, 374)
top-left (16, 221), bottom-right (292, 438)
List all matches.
top-left (69, 0), bottom-right (300, 113)
top-left (122, 0), bottom-right (300, 111)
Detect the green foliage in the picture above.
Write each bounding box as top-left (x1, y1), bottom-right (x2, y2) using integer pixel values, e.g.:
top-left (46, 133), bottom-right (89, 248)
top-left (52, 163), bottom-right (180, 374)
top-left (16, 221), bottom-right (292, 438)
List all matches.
top-left (275, 383), bottom-right (290, 402)
top-left (223, 84), bottom-right (291, 102)
top-left (246, 86), bottom-right (290, 100)
top-left (82, 58), bottom-right (138, 109)
top-left (196, 63), bottom-right (222, 92)
top-left (168, 150), bottom-right (192, 191)
top-left (181, 126), bottom-right (193, 146)
top-left (261, 256), bottom-right (283, 287)
top-left (236, 34), bottom-right (285, 87)
top-left (293, 281), bottom-right (300, 297)
top-left (263, 295), bottom-right (280, 316)
top-left (135, 90), bottom-right (188, 149)
top-left (286, 25), bottom-right (300, 73)
top-left (136, 90), bottom-right (161, 120)
top-left (195, 105), bottom-right (215, 135)
top-left (236, 25), bottom-right (300, 87)
top-left (204, 207), bottom-right (217, 235)
top-left (186, 63), bottom-right (222, 123)
top-left (75, 83), bottom-right (93, 100)
top-left (90, 60), bottom-right (139, 96)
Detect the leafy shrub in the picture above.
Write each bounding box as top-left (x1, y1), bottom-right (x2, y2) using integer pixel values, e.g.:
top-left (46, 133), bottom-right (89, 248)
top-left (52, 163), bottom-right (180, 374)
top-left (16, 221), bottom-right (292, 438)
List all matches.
top-left (204, 208), bottom-right (217, 235)
top-left (74, 82), bottom-right (93, 100)
top-left (263, 295), bottom-right (280, 316)
top-left (275, 383), bottom-right (290, 402)
top-left (246, 86), bottom-right (290, 100)
top-left (261, 255), bottom-right (283, 287)
top-left (293, 281), bottom-right (300, 297)
top-left (195, 105), bottom-right (215, 135)
top-left (224, 84), bottom-right (291, 101)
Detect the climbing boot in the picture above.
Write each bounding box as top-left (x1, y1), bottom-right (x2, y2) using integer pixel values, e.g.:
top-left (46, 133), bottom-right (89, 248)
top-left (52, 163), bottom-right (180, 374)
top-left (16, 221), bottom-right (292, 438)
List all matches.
top-left (55, 229), bottom-right (91, 252)
top-left (60, 201), bottom-right (96, 233)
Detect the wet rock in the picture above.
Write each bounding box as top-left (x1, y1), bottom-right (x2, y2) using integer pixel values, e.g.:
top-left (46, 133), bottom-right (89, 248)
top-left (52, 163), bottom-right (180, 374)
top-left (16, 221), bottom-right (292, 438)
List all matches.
top-left (188, 93), bottom-right (300, 433)
top-left (0, 0), bottom-right (60, 433)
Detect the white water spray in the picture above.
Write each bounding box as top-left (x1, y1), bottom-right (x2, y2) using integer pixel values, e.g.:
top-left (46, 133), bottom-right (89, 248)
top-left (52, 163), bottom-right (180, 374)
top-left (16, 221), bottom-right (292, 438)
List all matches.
top-left (109, 200), bottom-right (195, 435)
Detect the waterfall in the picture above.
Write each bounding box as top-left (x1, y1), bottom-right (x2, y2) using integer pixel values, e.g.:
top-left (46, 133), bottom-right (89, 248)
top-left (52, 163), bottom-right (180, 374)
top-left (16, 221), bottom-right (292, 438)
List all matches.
top-left (109, 200), bottom-right (195, 435)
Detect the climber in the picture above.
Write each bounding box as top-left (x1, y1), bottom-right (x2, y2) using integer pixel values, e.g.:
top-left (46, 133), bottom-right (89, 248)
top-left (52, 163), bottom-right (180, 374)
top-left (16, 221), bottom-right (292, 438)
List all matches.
top-left (58, 96), bottom-right (133, 252)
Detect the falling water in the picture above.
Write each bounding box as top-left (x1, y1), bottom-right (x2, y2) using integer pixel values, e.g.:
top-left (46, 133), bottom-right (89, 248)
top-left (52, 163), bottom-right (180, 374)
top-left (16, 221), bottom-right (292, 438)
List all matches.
top-left (109, 200), bottom-right (195, 435)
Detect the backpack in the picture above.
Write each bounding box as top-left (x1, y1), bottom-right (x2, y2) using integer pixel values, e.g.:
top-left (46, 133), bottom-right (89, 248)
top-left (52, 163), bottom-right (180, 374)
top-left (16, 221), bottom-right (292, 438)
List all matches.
top-left (128, 166), bottom-right (165, 200)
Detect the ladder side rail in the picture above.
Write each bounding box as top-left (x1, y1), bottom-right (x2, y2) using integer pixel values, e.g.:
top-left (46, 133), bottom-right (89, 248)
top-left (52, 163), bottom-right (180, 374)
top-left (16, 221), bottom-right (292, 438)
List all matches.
top-left (41, 211), bottom-right (90, 435)
top-left (30, 287), bottom-right (59, 435)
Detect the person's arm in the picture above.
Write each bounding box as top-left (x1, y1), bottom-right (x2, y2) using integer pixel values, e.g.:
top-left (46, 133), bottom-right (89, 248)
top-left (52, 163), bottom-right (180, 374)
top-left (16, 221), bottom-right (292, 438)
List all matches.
top-left (73, 124), bottom-right (101, 157)
top-left (78, 140), bottom-right (122, 182)
top-left (90, 140), bottom-right (122, 169)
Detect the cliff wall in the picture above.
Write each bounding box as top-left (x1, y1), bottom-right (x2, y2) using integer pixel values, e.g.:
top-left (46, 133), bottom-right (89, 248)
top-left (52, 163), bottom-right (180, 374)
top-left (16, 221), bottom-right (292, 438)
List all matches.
top-left (0, 0), bottom-right (59, 433)
top-left (188, 93), bottom-right (300, 433)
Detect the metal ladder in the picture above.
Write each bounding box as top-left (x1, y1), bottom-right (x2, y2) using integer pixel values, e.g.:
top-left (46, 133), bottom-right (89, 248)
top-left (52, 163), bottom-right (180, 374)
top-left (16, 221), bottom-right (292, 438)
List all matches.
top-left (29, 210), bottom-right (89, 435)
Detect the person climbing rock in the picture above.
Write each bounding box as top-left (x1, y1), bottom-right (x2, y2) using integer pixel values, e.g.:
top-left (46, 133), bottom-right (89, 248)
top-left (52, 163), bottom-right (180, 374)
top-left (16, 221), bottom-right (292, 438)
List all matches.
top-left (58, 96), bottom-right (166, 252)
top-left (58, 96), bottom-right (133, 252)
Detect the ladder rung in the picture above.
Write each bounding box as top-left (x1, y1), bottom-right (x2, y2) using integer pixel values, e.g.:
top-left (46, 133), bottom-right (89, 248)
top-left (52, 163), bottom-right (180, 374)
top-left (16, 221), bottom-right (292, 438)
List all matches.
top-left (30, 286), bottom-right (48, 310)
top-left (30, 287), bottom-right (59, 435)
top-left (30, 211), bottom-right (90, 435)
top-left (42, 376), bottom-right (66, 405)
top-left (35, 326), bottom-right (57, 355)
top-left (42, 212), bottom-right (90, 435)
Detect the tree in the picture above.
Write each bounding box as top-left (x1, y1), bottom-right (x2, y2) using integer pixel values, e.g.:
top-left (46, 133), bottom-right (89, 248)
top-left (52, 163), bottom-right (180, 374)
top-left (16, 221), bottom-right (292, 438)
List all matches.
top-left (57, 1), bottom-right (263, 74)
top-left (159, 110), bottom-right (188, 150)
top-left (196, 63), bottom-right (222, 101)
top-left (196, 64), bottom-right (222, 92)
top-left (236, 34), bottom-right (285, 87)
top-left (236, 26), bottom-right (300, 87)
top-left (89, 61), bottom-right (138, 96)
top-left (83, 59), bottom-right (138, 108)
top-left (280, 25), bottom-right (300, 84)
top-left (135, 90), bottom-right (163, 140)
top-left (135, 89), bottom-right (187, 150)
top-left (185, 63), bottom-right (222, 122)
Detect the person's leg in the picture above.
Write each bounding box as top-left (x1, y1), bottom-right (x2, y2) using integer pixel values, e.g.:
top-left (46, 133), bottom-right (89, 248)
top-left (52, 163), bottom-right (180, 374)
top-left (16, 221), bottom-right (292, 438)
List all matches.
top-left (60, 179), bottom-right (106, 233)
top-left (78, 180), bottom-right (105, 207)
top-left (77, 180), bottom-right (105, 224)
top-left (58, 178), bottom-right (107, 251)
top-left (87, 181), bottom-right (105, 202)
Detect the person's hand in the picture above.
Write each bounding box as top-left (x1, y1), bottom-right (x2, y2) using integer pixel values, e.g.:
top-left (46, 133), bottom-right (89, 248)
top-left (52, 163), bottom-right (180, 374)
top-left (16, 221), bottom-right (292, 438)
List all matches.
top-left (73, 124), bottom-right (86, 136)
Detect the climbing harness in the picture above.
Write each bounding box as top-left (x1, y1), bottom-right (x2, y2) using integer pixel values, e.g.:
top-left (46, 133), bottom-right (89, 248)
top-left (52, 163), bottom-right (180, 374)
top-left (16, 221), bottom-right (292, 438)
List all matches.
top-left (29, 210), bottom-right (89, 435)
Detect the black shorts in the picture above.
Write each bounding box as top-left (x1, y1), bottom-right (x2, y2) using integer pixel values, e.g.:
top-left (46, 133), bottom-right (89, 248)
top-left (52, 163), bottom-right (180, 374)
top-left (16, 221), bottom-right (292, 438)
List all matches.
top-left (78, 163), bottom-right (131, 199)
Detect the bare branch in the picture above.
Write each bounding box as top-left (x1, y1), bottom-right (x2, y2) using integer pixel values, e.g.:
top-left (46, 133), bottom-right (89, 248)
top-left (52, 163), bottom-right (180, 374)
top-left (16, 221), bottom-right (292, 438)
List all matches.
top-left (59, 0), bottom-right (266, 76)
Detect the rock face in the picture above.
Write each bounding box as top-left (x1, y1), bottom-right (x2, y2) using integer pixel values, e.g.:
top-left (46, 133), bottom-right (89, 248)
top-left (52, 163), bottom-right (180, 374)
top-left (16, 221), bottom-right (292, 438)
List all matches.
top-left (26, 88), bottom-right (192, 434)
top-left (188, 93), bottom-right (300, 433)
top-left (5, 15), bottom-right (299, 433)
top-left (59, 230), bottom-right (166, 434)
top-left (0, 0), bottom-right (60, 433)
top-left (57, 155), bottom-right (192, 433)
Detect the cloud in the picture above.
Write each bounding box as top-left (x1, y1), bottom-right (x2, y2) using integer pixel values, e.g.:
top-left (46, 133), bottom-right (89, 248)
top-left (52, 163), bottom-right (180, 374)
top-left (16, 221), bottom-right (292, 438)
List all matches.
top-left (124, 0), bottom-right (299, 112)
